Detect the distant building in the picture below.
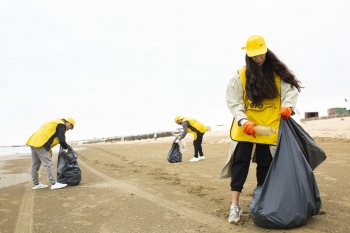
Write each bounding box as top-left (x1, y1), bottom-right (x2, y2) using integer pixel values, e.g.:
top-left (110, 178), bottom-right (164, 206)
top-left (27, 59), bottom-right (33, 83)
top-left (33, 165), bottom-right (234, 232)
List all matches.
top-left (104, 137), bottom-right (122, 143)
top-left (327, 107), bottom-right (349, 115)
top-left (304, 112), bottom-right (319, 119)
top-left (71, 140), bottom-right (89, 145)
top-left (301, 107), bottom-right (350, 122)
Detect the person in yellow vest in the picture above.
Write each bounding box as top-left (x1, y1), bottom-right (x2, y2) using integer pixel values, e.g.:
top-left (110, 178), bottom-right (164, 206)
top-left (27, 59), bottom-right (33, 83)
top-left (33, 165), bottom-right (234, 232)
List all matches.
top-left (221, 35), bottom-right (303, 223)
top-left (26, 118), bottom-right (75, 190)
top-left (174, 116), bottom-right (207, 162)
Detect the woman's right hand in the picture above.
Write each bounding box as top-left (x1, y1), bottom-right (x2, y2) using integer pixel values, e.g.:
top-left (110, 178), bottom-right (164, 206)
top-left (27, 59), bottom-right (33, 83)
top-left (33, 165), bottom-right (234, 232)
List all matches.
top-left (243, 121), bottom-right (258, 138)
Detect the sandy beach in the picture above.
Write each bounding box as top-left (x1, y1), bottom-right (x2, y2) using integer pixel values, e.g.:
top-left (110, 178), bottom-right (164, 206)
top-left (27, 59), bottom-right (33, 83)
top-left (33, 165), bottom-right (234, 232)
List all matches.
top-left (1, 117), bottom-right (350, 233)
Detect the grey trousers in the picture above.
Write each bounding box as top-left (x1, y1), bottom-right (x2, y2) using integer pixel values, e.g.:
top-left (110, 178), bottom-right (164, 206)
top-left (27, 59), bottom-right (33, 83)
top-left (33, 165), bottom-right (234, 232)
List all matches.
top-left (30, 146), bottom-right (56, 185)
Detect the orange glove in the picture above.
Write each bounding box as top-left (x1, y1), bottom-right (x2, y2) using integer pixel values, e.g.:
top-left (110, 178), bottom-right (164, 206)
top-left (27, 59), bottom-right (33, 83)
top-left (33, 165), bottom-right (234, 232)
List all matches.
top-left (279, 107), bottom-right (292, 120)
top-left (243, 121), bottom-right (258, 138)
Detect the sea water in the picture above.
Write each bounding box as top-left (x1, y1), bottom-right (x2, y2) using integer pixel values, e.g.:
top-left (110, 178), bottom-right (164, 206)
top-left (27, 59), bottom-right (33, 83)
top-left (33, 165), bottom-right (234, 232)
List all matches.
top-left (0, 146), bottom-right (59, 156)
top-left (0, 146), bottom-right (31, 156)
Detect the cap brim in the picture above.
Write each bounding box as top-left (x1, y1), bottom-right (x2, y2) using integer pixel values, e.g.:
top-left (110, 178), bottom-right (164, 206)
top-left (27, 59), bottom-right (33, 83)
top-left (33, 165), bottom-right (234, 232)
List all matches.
top-left (247, 48), bottom-right (267, 57)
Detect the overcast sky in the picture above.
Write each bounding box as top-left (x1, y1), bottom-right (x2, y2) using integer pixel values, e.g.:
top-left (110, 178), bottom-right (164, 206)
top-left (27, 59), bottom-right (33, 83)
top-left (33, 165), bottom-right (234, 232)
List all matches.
top-left (1, 0), bottom-right (349, 146)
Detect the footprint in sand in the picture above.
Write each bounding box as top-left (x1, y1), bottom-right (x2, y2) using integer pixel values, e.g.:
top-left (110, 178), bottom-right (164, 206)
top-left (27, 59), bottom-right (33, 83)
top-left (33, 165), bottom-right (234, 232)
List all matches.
top-left (213, 208), bottom-right (229, 218)
top-left (96, 199), bottom-right (114, 204)
top-left (69, 212), bottom-right (91, 217)
top-left (99, 211), bottom-right (110, 217)
top-left (0, 209), bottom-right (12, 213)
top-left (330, 200), bottom-right (350, 208)
top-left (74, 220), bottom-right (93, 226)
top-left (33, 209), bottom-right (43, 214)
top-left (174, 190), bottom-right (189, 196)
top-left (318, 211), bottom-right (326, 215)
top-left (62, 203), bottom-right (71, 208)
top-left (324, 177), bottom-right (338, 180)
top-left (61, 196), bottom-right (76, 201)
top-left (163, 212), bottom-right (173, 220)
top-left (314, 171), bottom-right (338, 180)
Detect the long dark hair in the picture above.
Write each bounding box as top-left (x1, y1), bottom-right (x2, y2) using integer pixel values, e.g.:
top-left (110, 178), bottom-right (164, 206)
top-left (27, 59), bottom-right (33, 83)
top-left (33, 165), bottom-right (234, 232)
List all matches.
top-left (245, 49), bottom-right (303, 104)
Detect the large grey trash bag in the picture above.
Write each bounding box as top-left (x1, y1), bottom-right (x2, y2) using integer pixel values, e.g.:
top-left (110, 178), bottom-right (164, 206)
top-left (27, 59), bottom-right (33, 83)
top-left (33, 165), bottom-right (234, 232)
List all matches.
top-left (57, 145), bottom-right (81, 186)
top-left (167, 138), bottom-right (182, 163)
top-left (250, 119), bottom-right (322, 229)
top-left (286, 117), bottom-right (326, 170)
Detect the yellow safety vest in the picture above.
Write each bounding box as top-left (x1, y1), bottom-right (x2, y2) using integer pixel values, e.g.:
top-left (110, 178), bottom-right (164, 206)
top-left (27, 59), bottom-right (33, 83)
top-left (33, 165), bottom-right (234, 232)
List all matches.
top-left (230, 67), bottom-right (281, 145)
top-left (26, 119), bottom-right (66, 149)
top-left (183, 117), bottom-right (207, 140)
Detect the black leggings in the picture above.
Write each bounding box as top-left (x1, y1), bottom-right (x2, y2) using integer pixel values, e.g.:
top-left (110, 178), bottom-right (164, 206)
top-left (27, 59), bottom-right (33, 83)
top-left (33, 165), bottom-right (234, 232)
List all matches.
top-left (193, 133), bottom-right (204, 158)
top-left (230, 142), bottom-right (272, 192)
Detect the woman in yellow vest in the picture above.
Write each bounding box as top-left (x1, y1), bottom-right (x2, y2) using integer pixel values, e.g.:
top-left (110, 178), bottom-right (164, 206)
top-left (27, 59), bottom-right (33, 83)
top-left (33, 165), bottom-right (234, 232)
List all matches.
top-left (26, 118), bottom-right (75, 190)
top-left (221, 35), bottom-right (303, 223)
top-left (174, 116), bottom-right (207, 162)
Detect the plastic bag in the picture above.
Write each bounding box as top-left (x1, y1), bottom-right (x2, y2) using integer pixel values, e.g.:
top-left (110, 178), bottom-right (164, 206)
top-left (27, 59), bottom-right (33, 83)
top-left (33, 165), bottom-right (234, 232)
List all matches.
top-left (179, 139), bottom-right (187, 151)
top-left (286, 117), bottom-right (327, 170)
top-left (250, 118), bottom-right (322, 229)
top-left (167, 137), bottom-right (182, 163)
top-left (57, 145), bottom-right (82, 186)
top-left (175, 138), bottom-right (188, 151)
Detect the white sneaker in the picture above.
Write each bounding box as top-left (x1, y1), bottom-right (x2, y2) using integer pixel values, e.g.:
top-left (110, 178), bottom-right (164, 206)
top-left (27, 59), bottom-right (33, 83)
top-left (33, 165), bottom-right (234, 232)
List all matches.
top-left (198, 156), bottom-right (205, 161)
top-left (32, 183), bottom-right (48, 190)
top-left (189, 157), bottom-right (200, 162)
top-left (228, 204), bottom-right (242, 223)
top-left (51, 182), bottom-right (67, 190)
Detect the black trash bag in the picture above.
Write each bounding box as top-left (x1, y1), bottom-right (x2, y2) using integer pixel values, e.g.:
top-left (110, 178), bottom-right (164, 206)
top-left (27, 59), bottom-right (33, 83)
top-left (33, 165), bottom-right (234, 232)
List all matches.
top-left (57, 145), bottom-right (81, 186)
top-left (167, 137), bottom-right (182, 163)
top-left (250, 118), bottom-right (322, 229)
top-left (286, 117), bottom-right (327, 170)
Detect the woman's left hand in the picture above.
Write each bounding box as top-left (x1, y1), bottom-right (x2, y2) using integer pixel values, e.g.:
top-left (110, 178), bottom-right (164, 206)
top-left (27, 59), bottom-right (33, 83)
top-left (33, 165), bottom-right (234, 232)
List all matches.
top-left (279, 107), bottom-right (292, 120)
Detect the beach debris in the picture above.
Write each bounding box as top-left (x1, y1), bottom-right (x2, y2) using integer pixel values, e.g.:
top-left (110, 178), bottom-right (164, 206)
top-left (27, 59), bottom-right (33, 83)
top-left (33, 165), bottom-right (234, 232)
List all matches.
top-left (254, 125), bottom-right (277, 136)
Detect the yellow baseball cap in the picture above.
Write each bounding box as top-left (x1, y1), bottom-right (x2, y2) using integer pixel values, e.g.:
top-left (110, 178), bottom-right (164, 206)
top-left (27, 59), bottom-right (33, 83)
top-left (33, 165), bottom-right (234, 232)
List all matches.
top-left (241, 35), bottom-right (267, 57)
top-left (65, 117), bottom-right (75, 129)
top-left (174, 116), bottom-right (182, 122)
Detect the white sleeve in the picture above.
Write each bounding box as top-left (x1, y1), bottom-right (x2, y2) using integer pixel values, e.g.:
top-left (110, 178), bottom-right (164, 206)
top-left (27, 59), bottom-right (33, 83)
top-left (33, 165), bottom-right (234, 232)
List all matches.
top-left (226, 72), bottom-right (247, 123)
top-left (280, 79), bottom-right (299, 109)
